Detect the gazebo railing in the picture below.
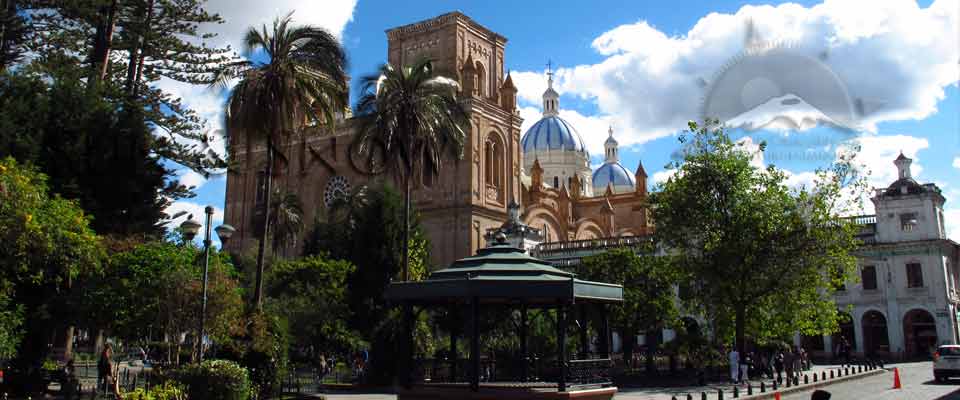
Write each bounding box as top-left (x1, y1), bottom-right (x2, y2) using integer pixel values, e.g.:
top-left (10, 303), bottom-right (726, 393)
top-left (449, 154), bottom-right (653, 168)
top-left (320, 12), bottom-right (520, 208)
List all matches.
top-left (411, 356), bottom-right (613, 387)
top-left (566, 358), bottom-right (613, 387)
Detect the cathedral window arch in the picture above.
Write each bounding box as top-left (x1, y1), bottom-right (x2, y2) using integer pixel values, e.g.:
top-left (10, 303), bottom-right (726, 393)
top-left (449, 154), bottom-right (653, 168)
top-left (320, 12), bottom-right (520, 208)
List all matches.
top-left (484, 132), bottom-right (505, 203)
top-left (475, 61), bottom-right (486, 97)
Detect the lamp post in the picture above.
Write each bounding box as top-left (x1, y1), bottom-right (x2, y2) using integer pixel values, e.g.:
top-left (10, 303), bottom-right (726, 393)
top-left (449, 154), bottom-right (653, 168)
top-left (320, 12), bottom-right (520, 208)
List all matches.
top-left (179, 208), bottom-right (235, 362)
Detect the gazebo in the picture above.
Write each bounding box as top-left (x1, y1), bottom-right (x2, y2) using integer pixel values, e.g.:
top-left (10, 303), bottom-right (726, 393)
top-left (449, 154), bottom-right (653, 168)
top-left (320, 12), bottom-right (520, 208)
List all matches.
top-left (385, 217), bottom-right (623, 400)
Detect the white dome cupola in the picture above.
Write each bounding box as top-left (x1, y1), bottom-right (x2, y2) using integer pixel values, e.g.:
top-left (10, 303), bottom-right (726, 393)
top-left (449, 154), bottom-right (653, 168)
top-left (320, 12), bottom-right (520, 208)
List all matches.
top-left (604, 126), bottom-right (619, 163)
top-left (592, 126), bottom-right (635, 195)
top-left (520, 63), bottom-right (592, 196)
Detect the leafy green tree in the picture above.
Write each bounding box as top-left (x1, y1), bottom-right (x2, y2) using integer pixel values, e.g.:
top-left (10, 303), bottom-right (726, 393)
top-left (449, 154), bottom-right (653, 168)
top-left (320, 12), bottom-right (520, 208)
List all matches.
top-left (24, 0), bottom-right (233, 172)
top-left (304, 184), bottom-right (431, 383)
top-left (267, 255), bottom-right (357, 354)
top-left (353, 58), bottom-right (467, 279)
top-left (0, 157), bottom-right (103, 363)
top-left (306, 184), bottom-right (430, 332)
top-left (0, 0), bottom-right (27, 71)
top-left (580, 247), bottom-right (679, 371)
top-left (0, 71), bottom-right (181, 238)
top-left (215, 13), bottom-right (348, 309)
top-left (650, 121), bottom-right (864, 353)
top-left (83, 241), bottom-right (242, 350)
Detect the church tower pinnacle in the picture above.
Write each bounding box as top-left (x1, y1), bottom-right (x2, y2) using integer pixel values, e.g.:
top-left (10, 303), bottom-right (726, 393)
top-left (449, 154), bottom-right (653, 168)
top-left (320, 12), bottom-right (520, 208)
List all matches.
top-left (542, 61), bottom-right (559, 117)
top-left (604, 126), bottom-right (619, 163)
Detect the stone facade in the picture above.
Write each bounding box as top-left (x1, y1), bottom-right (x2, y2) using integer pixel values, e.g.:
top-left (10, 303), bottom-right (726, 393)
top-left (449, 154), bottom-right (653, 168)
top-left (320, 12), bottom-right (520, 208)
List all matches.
top-left (811, 154), bottom-right (960, 359)
top-left (223, 11), bottom-right (652, 268)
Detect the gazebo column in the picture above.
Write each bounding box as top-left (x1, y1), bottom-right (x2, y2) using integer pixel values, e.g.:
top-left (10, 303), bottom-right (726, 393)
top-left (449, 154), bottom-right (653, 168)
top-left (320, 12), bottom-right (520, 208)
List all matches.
top-left (557, 304), bottom-right (568, 392)
top-left (599, 304), bottom-right (611, 358)
top-left (470, 297), bottom-right (480, 392)
top-left (578, 304), bottom-right (589, 358)
top-left (450, 306), bottom-right (459, 382)
top-left (520, 304), bottom-right (528, 382)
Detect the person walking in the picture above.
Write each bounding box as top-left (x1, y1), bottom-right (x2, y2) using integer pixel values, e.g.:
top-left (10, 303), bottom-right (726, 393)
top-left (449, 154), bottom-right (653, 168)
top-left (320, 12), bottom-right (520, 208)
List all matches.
top-left (739, 350), bottom-right (751, 382)
top-left (97, 343), bottom-right (121, 399)
top-left (774, 349), bottom-right (784, 383)
top-left (728, 346), bottom-right (740, 383)
top-left (784, 347), bottom-right (796, 382)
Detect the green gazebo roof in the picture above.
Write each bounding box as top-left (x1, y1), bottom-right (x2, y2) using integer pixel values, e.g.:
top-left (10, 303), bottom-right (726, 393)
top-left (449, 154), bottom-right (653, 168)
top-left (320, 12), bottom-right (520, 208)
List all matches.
top-left (385, 242), bottom-right (623, 305)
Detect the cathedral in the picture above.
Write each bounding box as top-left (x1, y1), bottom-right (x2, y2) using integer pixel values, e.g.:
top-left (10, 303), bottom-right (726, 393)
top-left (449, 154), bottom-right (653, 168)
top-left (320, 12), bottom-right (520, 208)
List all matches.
top-left (223, 11), bottom-right (652, 267)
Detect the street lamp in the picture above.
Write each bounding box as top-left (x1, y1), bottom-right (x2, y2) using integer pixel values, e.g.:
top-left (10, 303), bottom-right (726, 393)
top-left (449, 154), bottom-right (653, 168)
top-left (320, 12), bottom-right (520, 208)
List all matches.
top-left (180, 207), bottom-right (236, 362)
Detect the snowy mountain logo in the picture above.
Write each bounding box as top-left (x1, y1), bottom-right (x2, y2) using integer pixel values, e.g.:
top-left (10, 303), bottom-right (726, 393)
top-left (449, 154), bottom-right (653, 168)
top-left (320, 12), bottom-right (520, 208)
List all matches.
top-left (701, 19), bottom-right (865, 132)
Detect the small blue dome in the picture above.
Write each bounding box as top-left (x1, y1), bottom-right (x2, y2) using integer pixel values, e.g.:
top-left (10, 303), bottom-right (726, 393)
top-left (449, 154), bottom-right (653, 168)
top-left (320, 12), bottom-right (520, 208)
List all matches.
top-left (521, 116), bottom-right (588, 156)
top-left (592, 162), bottom-right (635, 194)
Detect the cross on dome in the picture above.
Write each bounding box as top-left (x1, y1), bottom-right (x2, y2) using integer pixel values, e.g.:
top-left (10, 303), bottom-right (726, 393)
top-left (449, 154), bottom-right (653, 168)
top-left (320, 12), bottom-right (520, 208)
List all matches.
top-left (542, 60), bottom-right (559, 117)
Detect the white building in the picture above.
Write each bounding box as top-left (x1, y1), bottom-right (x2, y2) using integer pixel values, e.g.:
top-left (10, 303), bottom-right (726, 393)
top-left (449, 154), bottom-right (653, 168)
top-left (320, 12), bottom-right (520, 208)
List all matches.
top-left (802, 153), bottom-right (960, 359)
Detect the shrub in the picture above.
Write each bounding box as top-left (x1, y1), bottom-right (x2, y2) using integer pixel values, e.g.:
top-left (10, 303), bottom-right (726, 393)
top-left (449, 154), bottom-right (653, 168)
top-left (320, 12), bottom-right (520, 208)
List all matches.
top-left (176, 360), bottom-right (251, 400)
top-left (123, 381), bottom-right (186, 400)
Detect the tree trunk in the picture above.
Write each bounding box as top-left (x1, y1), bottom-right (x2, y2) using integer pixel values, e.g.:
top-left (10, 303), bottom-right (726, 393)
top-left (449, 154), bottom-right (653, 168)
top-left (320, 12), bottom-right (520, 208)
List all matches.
top-left (63, 326), bottom-right (75, 361)
top-left (125, 0), bottom-right (156, 96)
top-left (645, 330), bottom-right (658, 374)
top-left (736, 305), bottom-right (746, 355)
top-left (252, 136), bottom-right (274, 309)
top-left (131, 0), bottom-right (155, 98)
top-left (89, 0), bottom-right (119, 87)
top-left (0, 0), bottom-right (16, 72)
top-left (622, 327), bottom-right (635, 369)
top-left (94, 329), bottom-right (105, 356)
top-left (402, 175), bottom-right (410, 281)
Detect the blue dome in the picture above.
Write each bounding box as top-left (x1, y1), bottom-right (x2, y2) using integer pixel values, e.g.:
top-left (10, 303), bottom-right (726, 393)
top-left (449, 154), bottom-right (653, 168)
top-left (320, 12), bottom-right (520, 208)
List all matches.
top-left (592, 162), bottom-right (635, 194)
top-left (521, 116), bottom-right (588, 155)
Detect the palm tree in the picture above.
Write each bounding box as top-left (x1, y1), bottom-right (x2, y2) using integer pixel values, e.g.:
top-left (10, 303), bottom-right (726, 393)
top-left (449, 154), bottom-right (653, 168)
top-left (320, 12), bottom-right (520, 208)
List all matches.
top-left (269, 191), bottom-right (305, 253)
top-left (214, 12), bottom-right (348, 308)
top-left (353, 59), bottom-right (468, 280)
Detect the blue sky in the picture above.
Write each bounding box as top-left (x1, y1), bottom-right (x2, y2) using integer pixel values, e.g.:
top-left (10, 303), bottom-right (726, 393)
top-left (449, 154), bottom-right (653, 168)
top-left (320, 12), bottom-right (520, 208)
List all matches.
top-left (163, 0), bottom-right (960, 244)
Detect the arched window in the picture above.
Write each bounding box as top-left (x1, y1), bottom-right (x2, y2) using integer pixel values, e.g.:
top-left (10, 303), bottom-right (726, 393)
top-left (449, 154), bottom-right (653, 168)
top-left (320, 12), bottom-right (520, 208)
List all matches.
top-left (475, 61), bottom-right (486, 97)
top-left (484, 133), bottom-right (504, 203)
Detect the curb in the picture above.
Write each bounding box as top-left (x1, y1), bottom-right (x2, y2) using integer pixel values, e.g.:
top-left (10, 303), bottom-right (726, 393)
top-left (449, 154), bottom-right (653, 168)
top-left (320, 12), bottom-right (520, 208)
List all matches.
top-left (734, 367), bottom-right (886, 399)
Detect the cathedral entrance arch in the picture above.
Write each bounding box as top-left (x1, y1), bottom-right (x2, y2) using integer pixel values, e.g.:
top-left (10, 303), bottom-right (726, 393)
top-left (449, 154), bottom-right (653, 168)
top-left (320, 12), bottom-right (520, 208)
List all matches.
top-left (903, 308), bottom-right (937, 357)
top-left (831, 312), bottom-right (855, 356)
top-left (524, 209), bottom-right (563, 243)
top-left (861, 310), bottom-right (889, 356)
top-left (574, 220), bottom-right (604, 240)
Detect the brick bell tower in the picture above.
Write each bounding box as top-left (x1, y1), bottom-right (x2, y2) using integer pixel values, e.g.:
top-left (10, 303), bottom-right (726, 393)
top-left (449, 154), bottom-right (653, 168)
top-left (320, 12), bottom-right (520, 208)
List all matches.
top-left (385, 12), bottom-right (523, 267)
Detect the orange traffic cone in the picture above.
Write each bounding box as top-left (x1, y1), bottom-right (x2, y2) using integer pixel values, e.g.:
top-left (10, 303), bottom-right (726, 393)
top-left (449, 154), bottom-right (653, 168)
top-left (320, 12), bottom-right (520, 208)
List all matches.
top-left (892, 367), bottom-right (902, 389)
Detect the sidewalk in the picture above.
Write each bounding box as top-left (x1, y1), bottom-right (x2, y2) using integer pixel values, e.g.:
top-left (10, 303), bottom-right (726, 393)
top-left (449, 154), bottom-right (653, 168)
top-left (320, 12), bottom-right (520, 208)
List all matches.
top-left (616, 364), bottom-right (882, 399)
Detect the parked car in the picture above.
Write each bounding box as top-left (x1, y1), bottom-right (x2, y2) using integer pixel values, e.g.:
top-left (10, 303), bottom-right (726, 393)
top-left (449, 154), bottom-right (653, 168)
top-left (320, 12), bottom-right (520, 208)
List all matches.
top-left (933, 344), bottom-right (960, 382)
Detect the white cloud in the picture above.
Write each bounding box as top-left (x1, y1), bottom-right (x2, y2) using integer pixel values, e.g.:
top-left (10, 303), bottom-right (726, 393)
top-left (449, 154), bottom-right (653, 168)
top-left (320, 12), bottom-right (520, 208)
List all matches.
top-left (848, 134), bottom-right (929, 188)
top-left (953, 157), bottom-right (960, 170)
top-left (784, 170), bottom-right (820, 190)
top-left (152, 0), bottom-right (358, 166)
top-left (513, 0), bottom-right (958, 147)
top-left (177, 169), bottom-right (207, 189)
top-left (652, 168), bottom-right (677, 186)
top-left (735, 136), bottom-right (766, 169)
top-left (946, 207), bottom-right (960, 242)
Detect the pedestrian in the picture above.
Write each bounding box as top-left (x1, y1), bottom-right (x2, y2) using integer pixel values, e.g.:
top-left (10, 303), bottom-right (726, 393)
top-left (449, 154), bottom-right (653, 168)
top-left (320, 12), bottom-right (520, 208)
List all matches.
top-left (811, 389), bottom-right (831, 400)
top-left (739, 349), bottom-right (751, 382)
top-left (728, 346), bottom-right (740, 383)
top-left (784, 346), bottom-right (795, 382)
top-left (97, 343), bottom-right (121, 399)
top-left (774, 350), bottom-right (784, 382)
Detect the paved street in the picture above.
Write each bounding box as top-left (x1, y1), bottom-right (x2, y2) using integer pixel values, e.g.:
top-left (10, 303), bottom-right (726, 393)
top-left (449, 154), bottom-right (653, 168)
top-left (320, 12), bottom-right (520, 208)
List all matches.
top-left (782, 362), bottom-right (960, 400)
top-left (316, 362), bottom-right (960, 400)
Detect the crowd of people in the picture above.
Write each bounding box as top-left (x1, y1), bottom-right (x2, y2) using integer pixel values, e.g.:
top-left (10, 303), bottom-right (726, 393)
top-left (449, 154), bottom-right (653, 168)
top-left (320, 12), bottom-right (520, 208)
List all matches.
top-left (727, 344), bottom-right (813, 384)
